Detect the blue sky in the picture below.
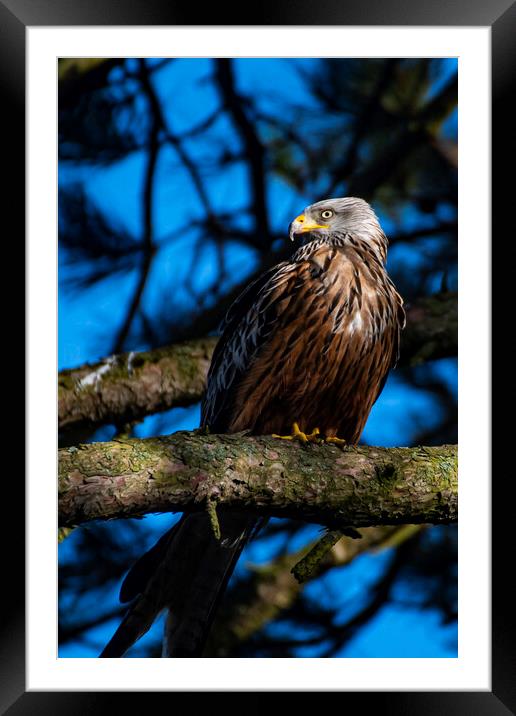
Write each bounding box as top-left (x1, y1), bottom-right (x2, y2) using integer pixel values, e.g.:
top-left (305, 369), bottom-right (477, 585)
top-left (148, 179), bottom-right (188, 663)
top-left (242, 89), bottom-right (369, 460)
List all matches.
top-left (59, 57), bottom-right (458, 658)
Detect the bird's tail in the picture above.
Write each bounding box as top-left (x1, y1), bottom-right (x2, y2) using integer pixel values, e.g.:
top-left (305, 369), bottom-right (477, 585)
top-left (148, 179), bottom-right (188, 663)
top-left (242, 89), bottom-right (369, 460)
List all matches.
top-left (100, 511), bottom-right (258, 658)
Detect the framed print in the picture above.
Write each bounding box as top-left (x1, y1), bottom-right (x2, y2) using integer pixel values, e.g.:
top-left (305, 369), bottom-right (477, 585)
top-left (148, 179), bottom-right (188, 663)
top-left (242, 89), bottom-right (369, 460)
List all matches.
top-left (6, 0), bottom-right (512, 710)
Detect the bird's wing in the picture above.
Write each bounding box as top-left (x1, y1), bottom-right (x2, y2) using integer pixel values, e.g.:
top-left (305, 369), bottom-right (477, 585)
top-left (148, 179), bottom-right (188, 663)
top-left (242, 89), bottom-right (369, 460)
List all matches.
top-left (201, 260), bottom-right (297, 432)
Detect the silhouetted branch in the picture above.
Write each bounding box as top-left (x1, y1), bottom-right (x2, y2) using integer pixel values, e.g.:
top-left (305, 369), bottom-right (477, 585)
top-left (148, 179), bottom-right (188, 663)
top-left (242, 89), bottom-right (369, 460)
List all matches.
top-left (60, 605), bottom-right (126, 645)
top-left (140, 58), bottom-right (214, 216)
top-left (113, 60), bottom-right (160, 353)
top-left (205, 524), bottom-right (421, 656)
top-left (325, 59), bottom-right (400, 195)
top-left (215, 59), bottom-right (271, 247)
top-left (249, 530), bottom-right (420, 656)
top-left (338, 73), bottom-right (457, 199)
top-left (401, 291), bottom-right (457, 366)
top-left (389, 221), bottom-right (457, 245)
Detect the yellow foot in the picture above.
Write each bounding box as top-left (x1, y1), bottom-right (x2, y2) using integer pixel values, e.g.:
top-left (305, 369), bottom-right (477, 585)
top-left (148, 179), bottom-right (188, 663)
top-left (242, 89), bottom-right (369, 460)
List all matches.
top-left (272, 422), bottom-right (321, 444)
top-left (325, 436), bottom-right (346, 446)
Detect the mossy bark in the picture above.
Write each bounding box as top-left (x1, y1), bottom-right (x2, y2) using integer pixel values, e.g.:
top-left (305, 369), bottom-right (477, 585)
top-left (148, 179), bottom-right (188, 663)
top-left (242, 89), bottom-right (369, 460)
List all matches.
top-left (58, 337), bottom-right (217, 435)
top-left (58, 292), bottom-right (457, 437)
top-left (59, 432), bottom-right (457, 529)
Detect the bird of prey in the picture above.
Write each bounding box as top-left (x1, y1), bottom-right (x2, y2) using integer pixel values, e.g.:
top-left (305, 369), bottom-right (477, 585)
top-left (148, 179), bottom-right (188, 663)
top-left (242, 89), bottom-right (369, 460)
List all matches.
top-left (100, 196), bottom-right (405, 658)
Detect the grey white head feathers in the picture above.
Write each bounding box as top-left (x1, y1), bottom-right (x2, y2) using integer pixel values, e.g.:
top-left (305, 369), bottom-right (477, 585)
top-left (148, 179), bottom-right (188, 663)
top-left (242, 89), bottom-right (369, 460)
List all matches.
top-left (289, 196), bottom-right (388, 263)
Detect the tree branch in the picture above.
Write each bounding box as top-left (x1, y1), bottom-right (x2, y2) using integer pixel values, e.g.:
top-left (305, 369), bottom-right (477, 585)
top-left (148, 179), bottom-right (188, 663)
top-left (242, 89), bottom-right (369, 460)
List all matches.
top-left (113, 60), bottom-right (160, 353)
top-left (401, 291), bottom-right (457, 366)
top-left (343, 74), bottom-right (458, 200)
top-left (58, 291), bottom-right (457, 435)
top-left (215, 59), bottom-right (271, 248)
top-left (58, 433), bottom-right (457, 529)
top-left (58, 338), bottom-right (215, 434)
top-left (248, 530), bottom-right (421, 656)
top-left (205, 524), bottom-right (422, 656)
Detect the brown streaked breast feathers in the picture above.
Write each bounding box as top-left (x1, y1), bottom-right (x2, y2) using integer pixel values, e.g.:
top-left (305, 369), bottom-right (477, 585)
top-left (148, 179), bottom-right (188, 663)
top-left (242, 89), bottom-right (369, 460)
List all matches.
top-left (201, 240), bottom-right (404, 444)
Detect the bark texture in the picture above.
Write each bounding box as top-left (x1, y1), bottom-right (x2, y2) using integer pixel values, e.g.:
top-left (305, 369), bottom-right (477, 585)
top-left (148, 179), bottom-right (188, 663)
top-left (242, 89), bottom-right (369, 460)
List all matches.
top-left (58, 338), bottom-right (216, 434)
top-left (59, 432), bottom-right (457, 529)
top-left (58, 291), bottom-right (457, 436)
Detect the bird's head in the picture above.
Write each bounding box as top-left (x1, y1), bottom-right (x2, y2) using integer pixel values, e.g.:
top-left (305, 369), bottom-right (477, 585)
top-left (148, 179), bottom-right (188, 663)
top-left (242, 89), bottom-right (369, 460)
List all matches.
top-left (288, 196), bottom-right (388, 262)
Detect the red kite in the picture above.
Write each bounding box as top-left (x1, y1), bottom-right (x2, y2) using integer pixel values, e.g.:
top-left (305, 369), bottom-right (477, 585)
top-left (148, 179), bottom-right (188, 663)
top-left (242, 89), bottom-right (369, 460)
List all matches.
top-left (101, 196), bottom-right (405, 658)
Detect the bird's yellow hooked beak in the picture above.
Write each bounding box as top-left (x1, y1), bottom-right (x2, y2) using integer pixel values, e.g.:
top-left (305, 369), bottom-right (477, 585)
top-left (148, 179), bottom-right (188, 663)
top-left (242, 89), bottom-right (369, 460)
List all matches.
top-left (289, 214), bottom-right (329, 241)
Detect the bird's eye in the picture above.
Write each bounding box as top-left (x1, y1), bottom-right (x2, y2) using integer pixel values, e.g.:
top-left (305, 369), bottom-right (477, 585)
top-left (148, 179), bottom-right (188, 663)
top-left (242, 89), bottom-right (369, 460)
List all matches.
top-left (321, 210), bottom-right (333, 220)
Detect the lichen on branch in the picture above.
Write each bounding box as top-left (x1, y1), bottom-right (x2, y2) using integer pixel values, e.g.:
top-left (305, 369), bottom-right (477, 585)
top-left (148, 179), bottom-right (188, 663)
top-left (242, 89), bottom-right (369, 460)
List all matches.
top-left (58, 432), bottom-right (457, 530)
top-left (58, 337), bottom-right (216, 436)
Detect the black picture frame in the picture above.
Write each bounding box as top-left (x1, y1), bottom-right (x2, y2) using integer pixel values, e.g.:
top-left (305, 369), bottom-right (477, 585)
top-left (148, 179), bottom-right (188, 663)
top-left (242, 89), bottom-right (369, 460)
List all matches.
top-left (5, 0), bottom-right (510, 711)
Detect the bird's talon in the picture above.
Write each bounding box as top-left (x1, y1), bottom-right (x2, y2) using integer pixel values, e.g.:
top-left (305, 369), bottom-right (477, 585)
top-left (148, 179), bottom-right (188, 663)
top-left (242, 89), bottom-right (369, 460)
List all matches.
top-left (325, 436), bottom-right (347, 446)
top-left (273, 422), bottom-right (322, 444)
